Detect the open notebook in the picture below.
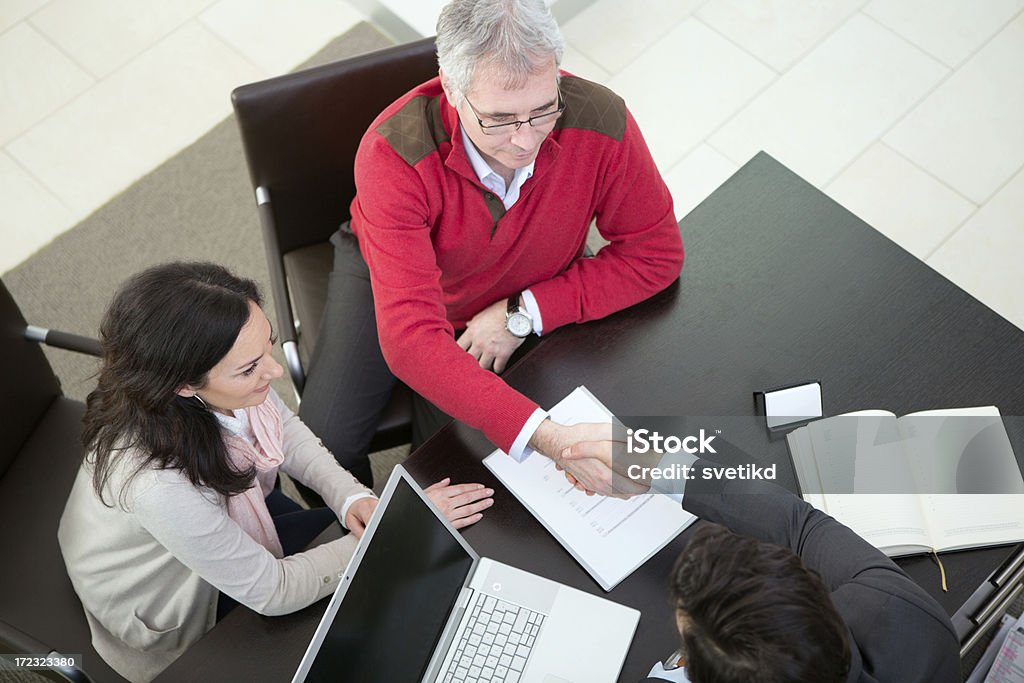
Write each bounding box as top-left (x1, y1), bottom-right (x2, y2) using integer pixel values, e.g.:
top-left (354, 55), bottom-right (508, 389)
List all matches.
top-left (484, 386), bottom-right (695, 591)
top-left (787, 406), bottom-right (1024, 557)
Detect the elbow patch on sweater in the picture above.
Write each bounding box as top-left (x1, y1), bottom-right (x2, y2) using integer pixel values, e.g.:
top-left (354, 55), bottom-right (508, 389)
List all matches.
top-left (555, 76), bottom-right (627, 141)
top-left (376, 95), bottom-right (451, 166)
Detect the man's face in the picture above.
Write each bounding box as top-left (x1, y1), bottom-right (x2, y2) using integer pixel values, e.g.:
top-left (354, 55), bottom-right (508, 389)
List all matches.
top-left (444, 58), bottom-right (561, 179)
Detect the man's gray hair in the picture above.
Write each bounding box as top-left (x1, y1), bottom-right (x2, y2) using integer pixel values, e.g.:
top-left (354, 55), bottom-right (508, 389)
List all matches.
top-left (436, 0), bottom-right (564, 102)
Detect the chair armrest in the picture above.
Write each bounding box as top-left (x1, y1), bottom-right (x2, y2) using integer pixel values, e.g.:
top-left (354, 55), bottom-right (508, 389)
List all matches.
top-left (255, 187), bottom-right (306, 394)
top-left (24, 326), bottom-right (101, 357)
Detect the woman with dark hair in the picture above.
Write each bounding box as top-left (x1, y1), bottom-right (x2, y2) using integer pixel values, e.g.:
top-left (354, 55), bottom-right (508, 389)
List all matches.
top-left (58, 262), bottom-right (493, 683)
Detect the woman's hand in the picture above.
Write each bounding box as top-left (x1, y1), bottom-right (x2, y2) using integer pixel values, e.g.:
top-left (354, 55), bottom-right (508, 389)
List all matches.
top-left (344, 497), bottom-right (379, 538)
top-left (424, 478), bottom-right (494, 529)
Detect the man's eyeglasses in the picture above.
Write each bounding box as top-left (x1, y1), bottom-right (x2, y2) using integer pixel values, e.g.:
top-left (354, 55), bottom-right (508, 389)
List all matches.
top-left (464, 90), bottom-right (565, 136)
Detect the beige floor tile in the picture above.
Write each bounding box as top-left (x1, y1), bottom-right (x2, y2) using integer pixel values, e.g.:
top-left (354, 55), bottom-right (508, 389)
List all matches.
top-left (6, 21), bottom-right (261, 215)
top-left (29, 0), bottom-right (215, 78)
top-left (662, 144), bottom-right (739, 221)
top-left (927, 166), bottom-right (1024, 332)
top-left (0, 23), bottom-right (94, 146)
top-left (0, 0), bottom-right (48, 33)
top-left (709, 13), bottom-right (947, 188)
top-left (0, 151), bottom-right (79, 275)
top-left (562, 0), bottom-right (707, 75)
top-left (607, 18), bottom-right (775, 171)
top-left (562, 43), bottom-right (610, 84)
top-left (199, 0), bottom-right (365, 75)
top-left (864, 0), bottom-right (1024, 67)
top-left (375, 0), bottom-right (445, 37)
top-left (825, 143), bottom-right (976, 260)
top-left (697, 0), bottom-right (865, 72)
top-left (884, 13), bottom-right (1024, 205)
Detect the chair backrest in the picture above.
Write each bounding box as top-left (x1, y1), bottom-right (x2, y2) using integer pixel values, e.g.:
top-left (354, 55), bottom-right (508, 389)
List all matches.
top-left (0, 279), bottom-right (124, 681)
top-left (231, 37), bottom-right (439, 398)
top-left (0, 279), bottom-right (62, 477)
top-left (231, 37), bottom-right (439, 256)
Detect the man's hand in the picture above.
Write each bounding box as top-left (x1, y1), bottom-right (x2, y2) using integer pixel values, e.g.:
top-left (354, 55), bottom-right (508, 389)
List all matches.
top-left (344, 497), bottom-right (379, 538)
top-left (528, 420), bottom-right (646, 498)
top-left (423, 478), bottom-right (495, 529)
top-left (457, 298), bottom-right (526, 373)
top-left (559, 436), bottom-right (651, 498)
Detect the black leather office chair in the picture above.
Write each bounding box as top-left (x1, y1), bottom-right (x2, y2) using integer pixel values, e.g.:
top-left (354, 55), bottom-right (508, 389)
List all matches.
top-left (231, 37), bottom-right (440, 453)
top-left (0, 279), bottom-right (126, 683)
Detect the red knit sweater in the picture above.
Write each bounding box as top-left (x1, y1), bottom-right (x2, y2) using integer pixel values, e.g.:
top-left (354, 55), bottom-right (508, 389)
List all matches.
top-left (351, 74), bottom-right (683, 451)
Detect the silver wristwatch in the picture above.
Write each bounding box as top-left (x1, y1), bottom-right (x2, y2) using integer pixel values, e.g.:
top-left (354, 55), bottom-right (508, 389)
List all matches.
top-left (505, 294), bottom-right (533, 338)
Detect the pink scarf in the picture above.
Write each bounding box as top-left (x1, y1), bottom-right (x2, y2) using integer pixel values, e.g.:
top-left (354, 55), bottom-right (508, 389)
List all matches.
top-left (223, 397), bottom-right (285, 558)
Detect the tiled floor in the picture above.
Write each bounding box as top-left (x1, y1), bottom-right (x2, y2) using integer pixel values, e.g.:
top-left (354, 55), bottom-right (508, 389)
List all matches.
top-left (0, 0), bottom-right (366, 274)
top-left (3, 0), bottom-right (1023, 333)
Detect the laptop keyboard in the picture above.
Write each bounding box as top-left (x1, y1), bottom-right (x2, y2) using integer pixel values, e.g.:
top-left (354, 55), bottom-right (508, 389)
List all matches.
top-left (440, 594), bottom-right (546, 683)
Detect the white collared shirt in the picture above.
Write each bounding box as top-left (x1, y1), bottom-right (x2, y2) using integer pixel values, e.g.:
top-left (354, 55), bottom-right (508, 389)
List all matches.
top-left (460, 123), bottom-right (536, 210)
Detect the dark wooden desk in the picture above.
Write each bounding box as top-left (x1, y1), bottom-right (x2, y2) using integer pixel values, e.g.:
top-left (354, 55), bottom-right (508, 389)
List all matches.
top-left (156, 152), bottom-right (1024, 682)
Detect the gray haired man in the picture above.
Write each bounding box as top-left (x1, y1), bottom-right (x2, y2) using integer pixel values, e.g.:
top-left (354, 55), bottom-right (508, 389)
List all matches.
top-left (300, 0), bottom-right (683, 492)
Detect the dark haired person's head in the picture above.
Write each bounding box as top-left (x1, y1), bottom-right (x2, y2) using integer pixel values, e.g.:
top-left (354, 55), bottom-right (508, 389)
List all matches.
top-left (83, 262), bottom-right (283, 503)
top-left (670, 524), bottom-right (851, 683)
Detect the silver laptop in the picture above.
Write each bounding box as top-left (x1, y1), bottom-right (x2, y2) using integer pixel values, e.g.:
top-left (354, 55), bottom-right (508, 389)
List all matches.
top-left (292, 465), bottom-right (640, 683)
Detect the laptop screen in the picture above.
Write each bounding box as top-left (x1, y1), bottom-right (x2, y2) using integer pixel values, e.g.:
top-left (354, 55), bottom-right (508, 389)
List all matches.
top-left (304, 476), bottom-right (475, 683)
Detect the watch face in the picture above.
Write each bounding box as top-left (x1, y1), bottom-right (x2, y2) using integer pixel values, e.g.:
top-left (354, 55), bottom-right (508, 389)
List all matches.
top-left (507, 312), bottom-right (532, 337)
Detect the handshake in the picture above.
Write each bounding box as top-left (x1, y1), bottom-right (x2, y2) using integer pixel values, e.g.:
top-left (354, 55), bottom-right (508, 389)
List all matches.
top-left (527, 420), bottom-right (664, 498)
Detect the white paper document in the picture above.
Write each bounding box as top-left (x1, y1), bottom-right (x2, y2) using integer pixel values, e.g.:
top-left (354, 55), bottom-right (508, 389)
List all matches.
top-left (966, 614), bottom-right (1016, 683)
top-left (985, 611), bottom-right (1024, 683)
top-left (484, 386), bottom-right (696, 591)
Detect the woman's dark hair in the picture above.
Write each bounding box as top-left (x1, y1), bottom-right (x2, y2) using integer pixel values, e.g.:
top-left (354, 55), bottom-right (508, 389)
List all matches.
top-left (670, 523), bottom-right (851, 683)
top-left (82, 262), bottom-right (263, 505)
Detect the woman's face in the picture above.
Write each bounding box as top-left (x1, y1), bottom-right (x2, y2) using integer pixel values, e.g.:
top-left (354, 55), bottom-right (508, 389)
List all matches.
top-left (178, 301), bottom-right (284, 414)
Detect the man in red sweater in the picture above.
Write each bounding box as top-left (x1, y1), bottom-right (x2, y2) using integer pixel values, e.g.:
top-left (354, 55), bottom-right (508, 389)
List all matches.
top-left (300, 0), bottom-right (683, 491)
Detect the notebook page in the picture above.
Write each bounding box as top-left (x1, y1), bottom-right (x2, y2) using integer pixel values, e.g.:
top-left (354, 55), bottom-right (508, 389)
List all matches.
top-left (922, 494), bottom-right (1024, 551)
top-left (897, 406), bottom-right (1023, 495)
top-left (822, 494), bottom-right (931, 555)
